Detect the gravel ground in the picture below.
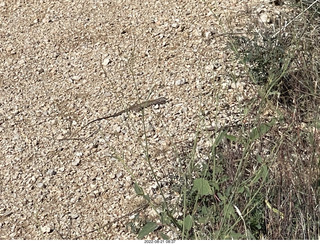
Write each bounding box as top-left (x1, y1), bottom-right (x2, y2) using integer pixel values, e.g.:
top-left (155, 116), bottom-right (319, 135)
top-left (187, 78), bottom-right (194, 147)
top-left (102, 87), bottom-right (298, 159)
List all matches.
top-left (0, 0), bottom-right (293, 240)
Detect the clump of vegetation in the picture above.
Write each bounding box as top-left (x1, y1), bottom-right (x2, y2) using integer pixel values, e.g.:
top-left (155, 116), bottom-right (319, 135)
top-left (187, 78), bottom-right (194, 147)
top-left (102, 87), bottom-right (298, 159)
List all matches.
top-left (127, 1), bottom-right (319, 240)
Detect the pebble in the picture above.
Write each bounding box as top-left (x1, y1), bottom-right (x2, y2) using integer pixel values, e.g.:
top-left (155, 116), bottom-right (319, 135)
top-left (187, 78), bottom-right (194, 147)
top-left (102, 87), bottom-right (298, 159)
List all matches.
top-left (175, 79), bottom-right (186, 86)
top-left (46, 169), bottom-right (56, 176)
top-left (72, 158), bottom-right (81, 166)
top-left (70, 213), bottom-right (79, 219)
top-left (75, 152), bottom-right (83, 157)
top-left (205, 64), bottom-right (214, 72)
top-left (41, 225), bottom-right (54, 234)
top-left (71, 75), bottom-right (81, 81)
top-left (259, 12), bottom-right (269, 24)
top-left (37, 182), bottom-right (45, 188)
top-left (102, 57), bottom-right (111, 65)
top-left (58, 166), bottom-right (65, 172)
top-left (171, 22), bottom-right (179, 28)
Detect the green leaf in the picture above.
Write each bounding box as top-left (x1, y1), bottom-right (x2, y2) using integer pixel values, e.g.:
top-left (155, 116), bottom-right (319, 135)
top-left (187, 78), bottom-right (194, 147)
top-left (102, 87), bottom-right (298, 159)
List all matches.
top-left (199, 216), bottom-right (207, 224)
top-left (249, 120), bottom-right (275, 141)
top-left (211, 182), bottom-right (219, 191)
top-left (244, 107), bottom-right (249, 116)
top-left (138, 222), bottom-right (158, 239)
top-left (228, 231), bottom-right (245, 240)
top-left (224, 204), bottom-right (236, 219)
top-left (314, 121), bottom-right (320, 129)
top-left (217, 192), bottom-right (226, 202)
top-left (134, 183), bottom-right (144, 196)
top-left (261, 164), bottom-right (268, 181)
top-left (183, 215), bottom-right (193, 231)
top-left (201, 206), bottom-right (208, 215)
top-left (143, 194), bottom-right (151, 202)
top-left (214, 131), bottom-right (227, 147)
top-left (257, 155), bottom-right (263, 163)
top-left (192, 178), bottom-right (213, 196)
top-left (225, 134), bottom-right (237, 142)
top-left (251, 164), bottom-right (268, 185)
top-left (238, 186), bottom-right (245, 193)
top-left (159, 232), bottom-right (170, 240)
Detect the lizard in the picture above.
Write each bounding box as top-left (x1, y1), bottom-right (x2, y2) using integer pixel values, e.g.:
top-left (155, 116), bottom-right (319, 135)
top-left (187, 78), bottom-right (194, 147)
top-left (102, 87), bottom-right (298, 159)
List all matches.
top-left (59, 97), bottom-right (168, 141)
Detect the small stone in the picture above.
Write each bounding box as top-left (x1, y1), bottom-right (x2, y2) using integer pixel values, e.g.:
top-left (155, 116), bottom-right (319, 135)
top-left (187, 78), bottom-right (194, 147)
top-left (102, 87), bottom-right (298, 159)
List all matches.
top-left (205, 64), bottom-right (214, 72)
top-left (56, 134), bottom-right (64, 140)
top-left (172, 22), bottom-right (179, 28)
top-left (71, 75), bottom-right (81, 81)
top-left (38, 68), bottom-right (44, 74)
top-left (105, 92), bottom-right (112, 97)
top-left (114, 125), bottom-right (121, 133)
top-left (75, 152), bottom-right (83, 157)
top-left (102, 57), bottom-right (111, 65)
top-left (37, 182), bottom-right (45, 188)
top-left (204, 30), bottom-right (214, 40)
top-left (41, 225), bottom-right (54, 234)
top-left (47, 169), bottom-right (56, 176)
top-left (129, 214), bottom-right (136, 220)
top-left (175, 79), bottom-right (186, 86)
top-left (72, 158), bottom-right (81, 166)
top-left (70, 197), bottom-right (77, 203)
top-left (70, 213), bottom-right (79, 219)
top-left (259, 13), bottom-right (269, 24)
top-left (116, 172), bottom-right (123, 178)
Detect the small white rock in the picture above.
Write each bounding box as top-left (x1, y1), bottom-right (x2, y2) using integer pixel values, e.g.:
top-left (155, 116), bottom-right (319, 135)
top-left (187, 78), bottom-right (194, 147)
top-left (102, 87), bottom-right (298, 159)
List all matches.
top-left (259, 13), bottom-right (269, 24)
top-left (70, 197), bottom-right (77, 203)
top-left (116, 172), bottom-right (123, 178)
top-left (37, 182), bottom-right (44, 188)
top-left (71, 75), bottom-right (81, 81)
top-left (204, 30), bottom-right (214, 40)
top-left (205, 64), bottom-right (214, 72)
top-left (172, 22), bottom-right (179, 28)
top-left (114, 125), bottom-right (121, 133)
top-left (56, 134), bottom-right (64, 140)
top-left (102, 57), bottom-right (111, 65)
top-left (47, 169), bottom-right (56, 176)
top-left (129, 214), bottom-right (136, 220)
top-left (70, 213), bottom-right (79, 219)
top-left (72, 158), bottom-right (81, 166)
top-left (75, 152), bottom-right (83, 157)
top-left (41, 225), bottom-right (54, 233)
top-left (175, 79), bottom-right (186, 86)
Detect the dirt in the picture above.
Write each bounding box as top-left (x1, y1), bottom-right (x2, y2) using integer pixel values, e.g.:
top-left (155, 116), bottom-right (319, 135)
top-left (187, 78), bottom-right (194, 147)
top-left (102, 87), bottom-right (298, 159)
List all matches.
top-left (0, 0), bottom-right (293, 240)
